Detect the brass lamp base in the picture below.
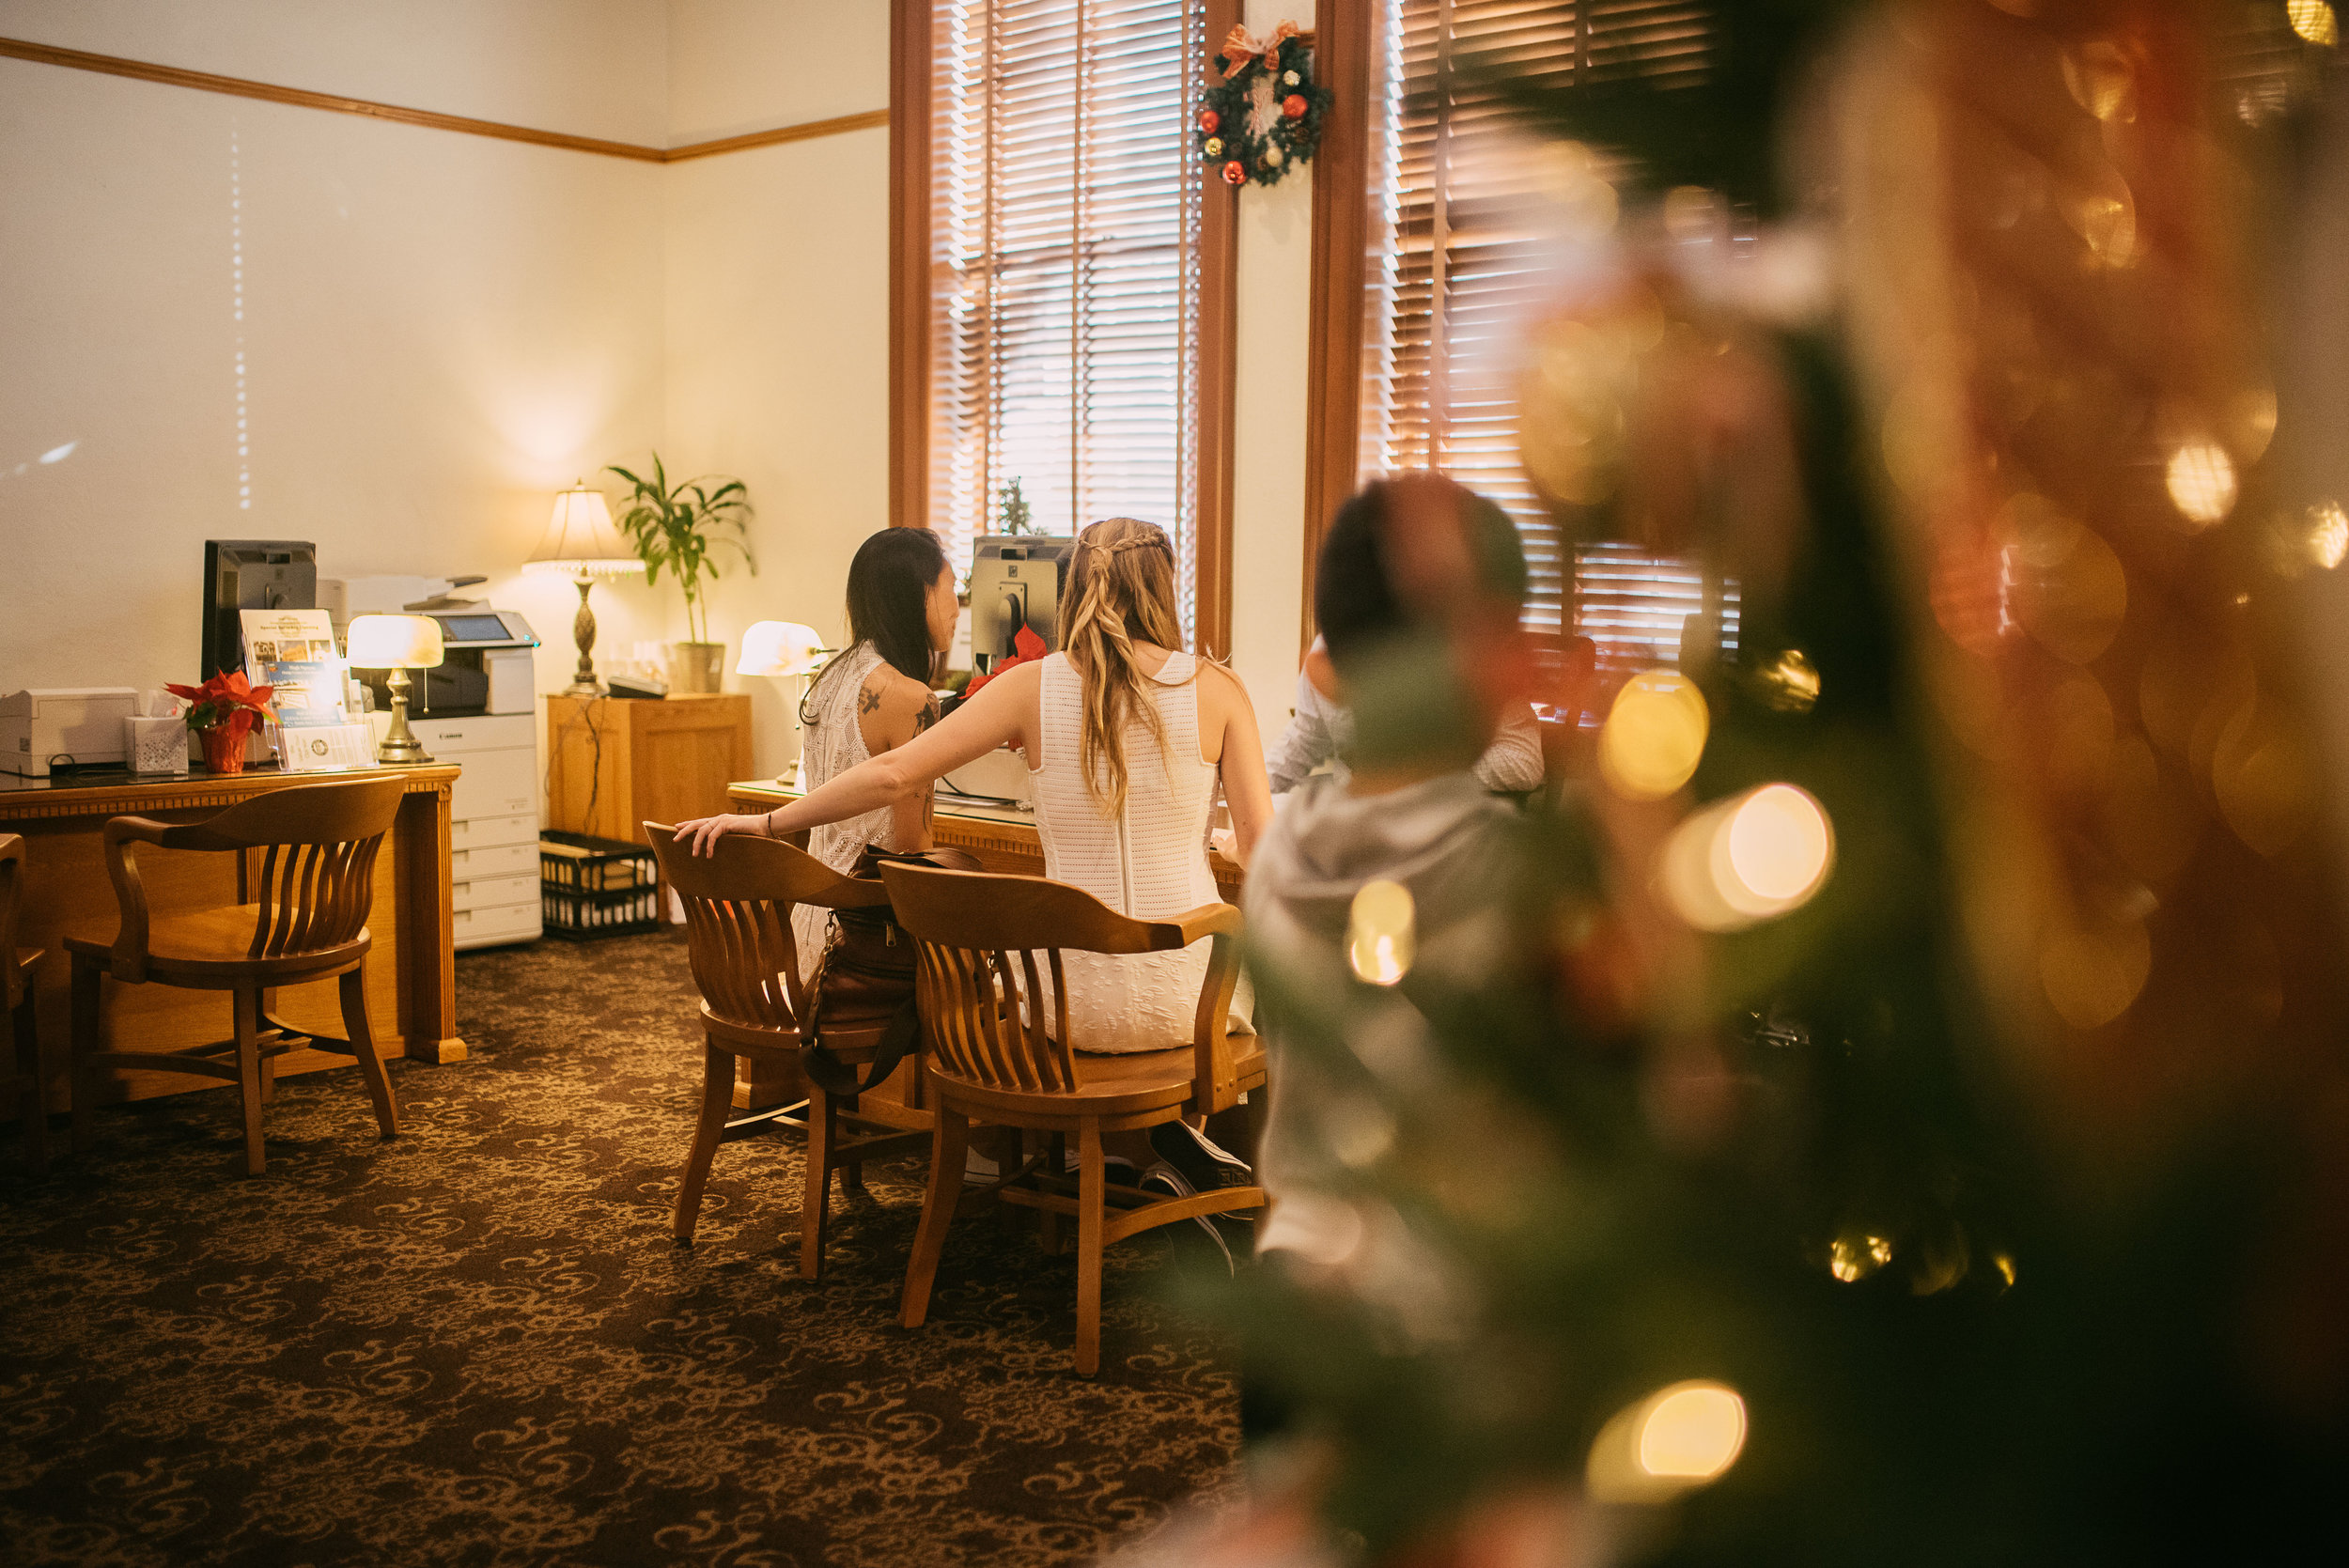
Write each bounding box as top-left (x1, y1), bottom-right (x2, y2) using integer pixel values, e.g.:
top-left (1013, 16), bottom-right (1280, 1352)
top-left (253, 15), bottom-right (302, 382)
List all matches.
top-left (376, 668), bottom-right (433, 765)
top-left (566, 575), bottom-right (605, 696)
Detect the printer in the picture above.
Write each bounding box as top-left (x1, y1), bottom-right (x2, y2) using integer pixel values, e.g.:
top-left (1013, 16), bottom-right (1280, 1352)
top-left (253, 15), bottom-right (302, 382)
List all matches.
top-left (2, 687), bottom-right (140, 776)
top-left (330, 577), bottom-right (539, 717)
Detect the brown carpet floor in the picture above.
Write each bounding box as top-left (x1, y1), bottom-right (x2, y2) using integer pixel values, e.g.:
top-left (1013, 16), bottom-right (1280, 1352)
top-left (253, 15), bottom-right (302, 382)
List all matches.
top-left (0, 929), bottom-right (1239, 1566)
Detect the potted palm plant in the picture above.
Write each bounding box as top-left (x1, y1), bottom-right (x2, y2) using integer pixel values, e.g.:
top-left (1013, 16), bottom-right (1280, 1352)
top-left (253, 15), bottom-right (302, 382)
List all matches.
top-left (607, 455), bottom-right (755, 692)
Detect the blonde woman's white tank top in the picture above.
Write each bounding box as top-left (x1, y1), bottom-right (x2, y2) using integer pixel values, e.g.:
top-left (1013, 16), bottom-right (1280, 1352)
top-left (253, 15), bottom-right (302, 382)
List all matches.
top-left (1031, 650), bottom-right (1249, 1053)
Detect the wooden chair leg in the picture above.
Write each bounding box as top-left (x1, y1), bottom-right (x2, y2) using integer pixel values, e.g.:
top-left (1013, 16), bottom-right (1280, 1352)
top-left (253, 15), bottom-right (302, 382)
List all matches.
top-left (801, 1085), bottom-right (838, 1280)
top-left (1075, 1121), bottom-right (1106, 1376)
top-left (338, 968), bottom-right (398, 1140)
top-left (673, 1040), bottom-right (734, 1244)
top-left (899, 1107), bottom-right (970, 1328)
top-left (69, 956), bottom-right (100, 1156)
top-left (233, 986), bottom-right (267, 1175)
top-left (1037, 1131), bottom-right (1065, 1255)
top-left (836, 1091), bottom-right (868, 1197)
top-left (12, 992), bottom-right (45, 1174)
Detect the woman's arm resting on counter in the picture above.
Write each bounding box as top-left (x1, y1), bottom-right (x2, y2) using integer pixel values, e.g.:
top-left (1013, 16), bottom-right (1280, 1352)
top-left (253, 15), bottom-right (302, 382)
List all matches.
top-left (1209, 664), bottom-right (1274, 869)
top-left (676, 664), bottom-right (1039, 857)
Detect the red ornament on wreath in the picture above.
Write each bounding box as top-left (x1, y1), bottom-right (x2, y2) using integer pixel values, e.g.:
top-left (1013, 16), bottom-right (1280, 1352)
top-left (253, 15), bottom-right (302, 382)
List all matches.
top-left (1194, 20), bottom-right (1332, 190)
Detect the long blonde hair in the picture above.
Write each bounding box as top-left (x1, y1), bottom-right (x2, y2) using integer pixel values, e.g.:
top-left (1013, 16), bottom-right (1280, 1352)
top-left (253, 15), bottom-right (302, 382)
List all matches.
top-left (1056, 517), bottom-right (1188, 816)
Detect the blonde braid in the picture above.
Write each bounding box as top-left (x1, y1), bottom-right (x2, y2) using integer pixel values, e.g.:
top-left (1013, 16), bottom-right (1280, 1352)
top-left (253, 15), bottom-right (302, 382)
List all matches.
top-left (1057, 518), bottom-right (1183, 816)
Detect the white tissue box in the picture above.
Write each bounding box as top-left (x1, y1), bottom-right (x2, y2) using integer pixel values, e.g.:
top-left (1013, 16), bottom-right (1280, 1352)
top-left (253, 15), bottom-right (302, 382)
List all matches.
top-left (125, 715), bottom-right (191, 775)
top-left (1, 687), bottom-right (138, 776)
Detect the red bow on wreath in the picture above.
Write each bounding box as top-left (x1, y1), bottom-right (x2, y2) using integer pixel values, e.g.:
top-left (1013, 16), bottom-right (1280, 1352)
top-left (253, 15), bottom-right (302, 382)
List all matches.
top-left (1218, 21), bottom-right (1310, 81)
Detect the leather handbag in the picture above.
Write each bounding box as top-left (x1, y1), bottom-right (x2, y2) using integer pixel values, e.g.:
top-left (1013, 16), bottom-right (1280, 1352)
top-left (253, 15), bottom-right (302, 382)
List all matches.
top-left (800, 843), bottom-right (983, 1097)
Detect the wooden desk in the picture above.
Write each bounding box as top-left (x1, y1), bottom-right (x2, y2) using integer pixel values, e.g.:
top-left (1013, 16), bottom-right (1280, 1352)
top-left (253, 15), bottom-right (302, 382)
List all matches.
top-left (723, 781), bottom-right (1246, 904)
top-left (0, 764), bottom-right (465, 1115)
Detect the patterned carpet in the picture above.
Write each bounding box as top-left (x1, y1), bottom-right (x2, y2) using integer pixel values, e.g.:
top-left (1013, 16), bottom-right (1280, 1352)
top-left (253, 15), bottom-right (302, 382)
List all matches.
top-left (0, 930), bottom-right (1239, 1567)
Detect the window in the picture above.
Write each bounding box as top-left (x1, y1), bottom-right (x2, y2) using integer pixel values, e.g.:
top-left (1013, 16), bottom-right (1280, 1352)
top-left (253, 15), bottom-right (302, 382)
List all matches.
top-left (894, 0), bottom-right (1236, 653)
top-left (1310, 1), bottom-right (1725, 692)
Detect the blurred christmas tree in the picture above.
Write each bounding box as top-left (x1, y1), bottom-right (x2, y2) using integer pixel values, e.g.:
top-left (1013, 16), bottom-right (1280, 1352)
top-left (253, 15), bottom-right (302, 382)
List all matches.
top-left (1204, 4), bottom-right (2349, 1563)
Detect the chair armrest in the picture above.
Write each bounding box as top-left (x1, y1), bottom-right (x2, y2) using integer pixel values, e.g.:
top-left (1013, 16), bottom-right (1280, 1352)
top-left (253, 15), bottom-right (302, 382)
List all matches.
top-left (1148, 901), bottom-right (1243, 950)
top-left (101, 815), bottom-right (176, 984)
top-left (1188, 927), bottom-right (1247, 1117)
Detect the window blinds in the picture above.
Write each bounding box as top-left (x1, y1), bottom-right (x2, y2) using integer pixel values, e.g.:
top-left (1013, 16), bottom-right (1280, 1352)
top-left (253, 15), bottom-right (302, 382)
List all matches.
top-left (1356, 0), bottom-right (1726, 685)
top-left (926, 0), bottom-right (1207, 638)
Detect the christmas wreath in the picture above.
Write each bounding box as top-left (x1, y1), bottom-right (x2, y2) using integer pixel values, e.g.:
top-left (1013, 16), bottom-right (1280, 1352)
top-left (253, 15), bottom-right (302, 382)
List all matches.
top-left (1195, 22), bottom-right (1332, 188)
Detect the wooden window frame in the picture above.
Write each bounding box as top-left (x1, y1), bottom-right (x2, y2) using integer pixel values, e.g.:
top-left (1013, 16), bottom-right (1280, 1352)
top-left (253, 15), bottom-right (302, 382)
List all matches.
top-left (1299, 2), bottom-right (1375, 655)
top-left (890, 0), bottom-right (1240, 659)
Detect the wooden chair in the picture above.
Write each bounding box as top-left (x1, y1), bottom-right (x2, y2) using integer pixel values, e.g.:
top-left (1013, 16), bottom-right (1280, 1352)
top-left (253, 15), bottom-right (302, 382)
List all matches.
top-left (879, 862), bottom-right (1269, 1376)
top-left (646, 823), bottom-right (937, 1278)
top-left (65, 776), bottom-right (406, 1175)
top-left (2, 834), bottom-right (47, 1172)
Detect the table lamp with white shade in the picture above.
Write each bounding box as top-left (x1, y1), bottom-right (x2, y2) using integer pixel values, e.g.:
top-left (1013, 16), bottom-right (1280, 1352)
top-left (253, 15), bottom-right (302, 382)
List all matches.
top-left (524, 483), bottom-right (639, 695)
top-left (737, 620), bottom-right (832, 784)
top-left (346, 613), bottom-right (445, 765)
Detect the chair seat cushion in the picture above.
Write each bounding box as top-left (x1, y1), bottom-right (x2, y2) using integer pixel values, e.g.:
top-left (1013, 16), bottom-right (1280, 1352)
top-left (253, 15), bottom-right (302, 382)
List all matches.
top-left (65, 908), bottom-right (369, 977)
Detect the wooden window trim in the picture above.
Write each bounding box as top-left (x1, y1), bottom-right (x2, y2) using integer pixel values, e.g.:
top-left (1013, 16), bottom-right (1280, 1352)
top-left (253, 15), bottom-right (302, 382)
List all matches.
top-left (889, 0), bottom-right (1239, 659)
top-left (1299, 1), bottom-right (1374, 656)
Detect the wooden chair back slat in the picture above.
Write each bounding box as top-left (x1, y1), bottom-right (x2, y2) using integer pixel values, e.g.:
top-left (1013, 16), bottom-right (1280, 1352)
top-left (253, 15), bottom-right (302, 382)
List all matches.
top-left (242, 829), bottom-right (384, 961)
top-left (646, 824), bottom-right (894, 1035)
top-left (0, 833), bottom-right (24, 1010)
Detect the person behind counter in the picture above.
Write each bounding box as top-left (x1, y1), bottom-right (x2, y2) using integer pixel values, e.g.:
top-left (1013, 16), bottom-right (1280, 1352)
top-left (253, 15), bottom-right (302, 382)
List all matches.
top-left (678, 518), bottom-right (1274, 1191)
top-left (786, 525), bottom-right (959, 980)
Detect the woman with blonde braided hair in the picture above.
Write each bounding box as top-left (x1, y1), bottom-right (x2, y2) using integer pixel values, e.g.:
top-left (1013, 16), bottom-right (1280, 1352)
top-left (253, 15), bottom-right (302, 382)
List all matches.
top-left (680, 517), bottom-right (1273, 1102)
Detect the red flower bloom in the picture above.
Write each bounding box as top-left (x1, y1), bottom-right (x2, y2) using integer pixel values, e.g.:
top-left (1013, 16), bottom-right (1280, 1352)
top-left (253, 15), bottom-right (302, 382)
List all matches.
top-left (1198, 108), bottom-right (1220, 134)
top-left (961, 624), bottom-right (1050, 699)
top-left (1282, 94), bottom-right (1308, 118)
top-left (166, 669), bottom-right (275, 730)
top-left (1221, 160), bottom-right (1247, 186)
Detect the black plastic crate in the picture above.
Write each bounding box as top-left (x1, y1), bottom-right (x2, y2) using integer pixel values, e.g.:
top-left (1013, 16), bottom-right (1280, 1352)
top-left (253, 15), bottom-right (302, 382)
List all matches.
top-left (539, 831), bottom-right (661, 940)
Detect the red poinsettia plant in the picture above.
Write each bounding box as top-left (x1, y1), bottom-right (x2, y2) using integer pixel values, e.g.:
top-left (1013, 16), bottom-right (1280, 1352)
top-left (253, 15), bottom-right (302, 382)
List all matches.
top-left (165, 670), bottom-right (275, 773)
top-left (165, 670), bottom-right (275, 732)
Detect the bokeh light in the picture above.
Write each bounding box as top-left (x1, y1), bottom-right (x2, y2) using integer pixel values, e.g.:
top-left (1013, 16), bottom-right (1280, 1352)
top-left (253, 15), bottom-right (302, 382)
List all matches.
top-left (2166, 442), bottom-right (2238, 527)
top-left (1754, 647), bottom-right (1820, 713)
top-left (1662, 784), bottom-right (1836, 931)
top-left (1347, 879), bottom-right (1416, 986)
top-left (1829, 1232), bottom-right (1893, 1282)
top-left (1588, 1381), bottom-right (1749, 1503)
top-left (1599, 669), bottom-right (1710, 800)
top-left (2291, 0), bottom-right (2339, 48)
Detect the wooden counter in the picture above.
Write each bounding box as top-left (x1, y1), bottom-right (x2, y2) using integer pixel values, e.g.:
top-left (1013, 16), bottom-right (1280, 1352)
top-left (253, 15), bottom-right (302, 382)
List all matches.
top-left (724, 780), bottom-right (1244, 904)
top-left (1, 764), bottom-right (465, 1114)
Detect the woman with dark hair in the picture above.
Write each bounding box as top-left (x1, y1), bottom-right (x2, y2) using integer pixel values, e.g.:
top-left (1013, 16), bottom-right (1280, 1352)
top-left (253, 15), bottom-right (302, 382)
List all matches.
top-left (786, 525), bottom-right (957, 978)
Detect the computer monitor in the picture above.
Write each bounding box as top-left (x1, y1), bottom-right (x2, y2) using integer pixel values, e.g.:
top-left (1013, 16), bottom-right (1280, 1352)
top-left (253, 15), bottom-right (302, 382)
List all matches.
top-left (967, 536), bottom-right (1074, 673)
top-left (201, 539), bottom-right (317, 678)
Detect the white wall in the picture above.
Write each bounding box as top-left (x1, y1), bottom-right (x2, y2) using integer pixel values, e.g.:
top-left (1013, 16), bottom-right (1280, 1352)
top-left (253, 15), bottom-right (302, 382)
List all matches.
top-left (0, 2), bottom-right (675, 727)
top-left (661, 0), bottom-right (893, 778)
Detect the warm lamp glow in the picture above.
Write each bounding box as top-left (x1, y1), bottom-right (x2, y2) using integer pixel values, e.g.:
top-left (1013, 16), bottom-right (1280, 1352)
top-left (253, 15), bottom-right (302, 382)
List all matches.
top-left (345, 614), bottom-right (444, 670)
top-left (736, 620), bottom-right (830, 677)
top-left (1586, 1380), bottom-right (1749, 1504)
top-left (1599, 669), bottom-right (1709, 800)
top-left (525, 485), bottom-right (637, 576)
top-left (1660, 783), bottom-right (1835, 932)
top-left (2166, 442), bottom-right (2238, 528)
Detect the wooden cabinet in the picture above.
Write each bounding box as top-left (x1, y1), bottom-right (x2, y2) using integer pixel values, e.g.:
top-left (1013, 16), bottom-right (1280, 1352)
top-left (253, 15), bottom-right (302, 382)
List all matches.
top-left (545, 693), bottom-right (754, 853)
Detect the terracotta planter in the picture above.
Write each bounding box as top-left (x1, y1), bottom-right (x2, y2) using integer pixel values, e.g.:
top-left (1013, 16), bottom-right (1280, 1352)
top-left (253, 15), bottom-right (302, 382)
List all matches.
top-left (668, 642), bottom-right (725, 694)
top-left (198, 721), bottom-right (253, 774)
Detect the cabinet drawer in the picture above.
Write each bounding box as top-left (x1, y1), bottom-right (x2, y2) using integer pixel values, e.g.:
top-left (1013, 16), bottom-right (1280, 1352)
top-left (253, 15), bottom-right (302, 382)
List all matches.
top-left (450, 749), bottom-right (536, 821)
top-left (451, 812), bottom-right (537, 850)
top-left (451, 870), bottom-right (537, 913)
top-left (454, 899), bottom-right (541, 949)
top-left (414, 713), bottom-right (536, 754)
top-left (449, 841), bottom-right (537, 880)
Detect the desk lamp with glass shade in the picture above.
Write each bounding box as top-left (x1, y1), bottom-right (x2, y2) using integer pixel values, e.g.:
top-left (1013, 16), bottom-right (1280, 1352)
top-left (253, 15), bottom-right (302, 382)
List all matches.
top-left (736, 620), bottom-right (831, 784)
top-left (525, 483), bottom-right (639, 695)
top-left (346, 613), bottom-right (445, 765)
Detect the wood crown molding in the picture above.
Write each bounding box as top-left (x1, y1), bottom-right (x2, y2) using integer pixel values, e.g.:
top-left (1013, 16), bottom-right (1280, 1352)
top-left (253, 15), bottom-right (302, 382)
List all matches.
top-left (0, 37), bottom-right (885, 163)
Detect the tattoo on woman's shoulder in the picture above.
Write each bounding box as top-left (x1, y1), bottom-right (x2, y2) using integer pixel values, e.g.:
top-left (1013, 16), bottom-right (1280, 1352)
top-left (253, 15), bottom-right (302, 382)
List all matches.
top-left (859, 685), bottom-right (882, 716)
top-left (914, 696), bottom-right (941, 734)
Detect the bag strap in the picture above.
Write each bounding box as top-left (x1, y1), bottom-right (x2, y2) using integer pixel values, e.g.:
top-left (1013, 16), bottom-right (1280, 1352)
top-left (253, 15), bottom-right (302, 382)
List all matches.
top-left (798, 928), bottom-right (919, 1097)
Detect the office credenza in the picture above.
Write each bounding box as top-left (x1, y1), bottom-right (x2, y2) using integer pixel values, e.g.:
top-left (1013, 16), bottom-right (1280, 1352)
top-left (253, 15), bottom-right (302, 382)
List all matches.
top-left (0, 763), bottom-right (466, 1116)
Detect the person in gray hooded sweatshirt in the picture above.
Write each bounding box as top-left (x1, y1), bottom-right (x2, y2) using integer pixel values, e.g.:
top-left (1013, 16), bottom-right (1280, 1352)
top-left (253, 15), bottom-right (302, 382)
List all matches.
top-left (1244, 474), bottom-right (1541, 1278)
